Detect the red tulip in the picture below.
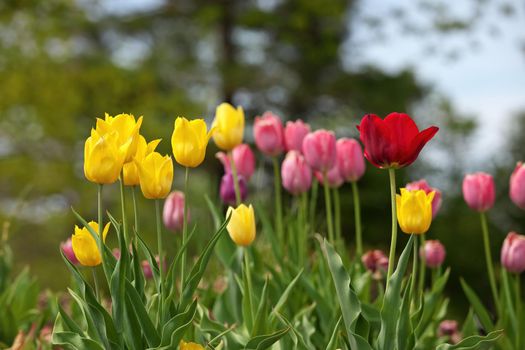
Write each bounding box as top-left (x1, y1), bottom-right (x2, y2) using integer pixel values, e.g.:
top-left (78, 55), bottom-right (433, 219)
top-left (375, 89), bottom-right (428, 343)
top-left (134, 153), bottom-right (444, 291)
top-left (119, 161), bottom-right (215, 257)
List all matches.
top-left (284, 119), bottom-right (311, 152)
top-left (357, 113), bottom-right (438, 169)
top-left (281, 151), bottom-right (312, 195)
top-left (254, 111), bottom-right (285, 156)
top-left (420, 239), bottom-right (446, 268)
top-left (336, 138), bottom-right (365, 182)
top-left (302, 130), bottom-right (337, 172)
top-left (462, 172), bottom-right (495, 212)
top-left (406, 179), bottom-right (442, 218)
top-left (216, 144), bottom-right (256, 180)
top-left (501, 232), bottom-right (525, 274)
top-left (510, 162), bottom-right (525, 209)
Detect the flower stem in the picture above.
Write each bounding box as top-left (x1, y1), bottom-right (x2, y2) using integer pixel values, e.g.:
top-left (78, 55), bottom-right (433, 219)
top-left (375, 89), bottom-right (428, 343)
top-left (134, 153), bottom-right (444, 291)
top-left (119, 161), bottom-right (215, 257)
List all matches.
top-left (322, 172), bottom-right (335, 244)
top-left (119, 173), bottom-right (129, 245)
top-left (181, 167), bottom-right (190, 287)
top-left (155, 199), bottom-right (164, 322)
top-left (386, 168), bottom-right (398, 283)
top-left (230, 152), bottom-right (242, 206)
top-left (410, 235), bottom-right (418, 305)
top-left (309, 179), bottom-right (318, 233)
top-left (516, 275), bottom-right (522, 349)
top-left (97, 184), bottom-right (105, 271)
top-left (418, 233), bottom-right (426, 296)
top-left (333, 188), bottom-right (342, 247)
top-left (244, 248), bottom-right (255, 328)
top-left (351, 181), bottom-right (363, 257)
top-left (132, 186), bottom-right (139, 234)
top-left (92, 269), bottom-right (100, 302)
top-left (301, 192), bottom-right (308, 266)
top-left (480, 212), bottom-right (500, 314)
top-left (272, 157), bottom-right (284, 247)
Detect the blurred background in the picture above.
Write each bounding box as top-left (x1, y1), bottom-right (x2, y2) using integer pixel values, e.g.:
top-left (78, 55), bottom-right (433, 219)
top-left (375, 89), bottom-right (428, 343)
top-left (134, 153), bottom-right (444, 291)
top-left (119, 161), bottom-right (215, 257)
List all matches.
top-left (0, 0), bottom-right (524, 319)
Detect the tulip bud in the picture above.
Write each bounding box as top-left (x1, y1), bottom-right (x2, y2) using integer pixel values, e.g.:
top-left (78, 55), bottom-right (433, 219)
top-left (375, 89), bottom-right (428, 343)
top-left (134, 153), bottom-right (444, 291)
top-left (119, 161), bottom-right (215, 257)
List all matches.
top-left (361, 250), bottom-right (389, 279)
top-left (135, 151), bottom-right (174, 199)
top-left (171, 117), bottom-right (214, 168)
top-left (180, 340), bottom-right (205, 350)
top-left (336, 138), bottom-right (365, 182)
top-left (163, 191), bottom-right (188, 232)
top-left (396, 189), bottom-right (435, 234)
top-left (216, 144), bottom-right (255, 180)
top-left (420, 240), bottom-right (446, 268)
top-left (406, 179), bottom-right (442, 218)
top-left (438, 320), bottom-right (461, 344)
top-left (302, 130), bottom-right (337, 172)
top-left (315, 165), bottom-right (344, 188)
top-left (212, 103), bottom-right (245, 151)
top-left (95, 113), bottom-right (143, 163)
top-left (510, 162), bottom-right (525, 209)
top-left (112, 248), bottom-right (121, 260)
top-left (253, 111), bottom-right (285, 156)
top-left (71, 221), bottom-right (110, 267)
top-left (84, 128), bottom-right (127, 184)
top-left (501, 232), bottom-right (525, 274)
top-left (123, 136), bottom-right (161, 186)
top-left (142, 256), bottom-right (165, 280)
top-left (462, 172), bottom-right (495, 212)
top-left (220, 173), bottom-right (248, 205)
top-left (284, 119), bottom-right (310, 152)
top-left (281, 151), bottom-right (312, 195)
top-left (60, 238), bottom-right (79, 265)
top-left (226, 204), bottom-right (256, 246)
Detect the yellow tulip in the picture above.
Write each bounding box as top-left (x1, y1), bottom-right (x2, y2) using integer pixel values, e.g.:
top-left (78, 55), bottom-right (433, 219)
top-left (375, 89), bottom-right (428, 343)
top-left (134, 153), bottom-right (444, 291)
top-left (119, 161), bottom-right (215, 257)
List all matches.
top-left (212, 102), bottom-right (244, 151)
top-left (179, 340), bottom-right (204, 350)
top-left (226, 204), bottom-right (256, 246)
top-left (71, 221), bottom-right (110, 267)
top-left (96, 113), bottom-right (143, 163)
top-left (396, 188), bottom-right (435, 234)
top-left (123, 135), bottom-right (161, 186)
top-left (171, 117), bottom-right (214, 168)
top-left (84, 128), bottom-right (127, 184)
top-left (135, 151), bottom-right (173, 199)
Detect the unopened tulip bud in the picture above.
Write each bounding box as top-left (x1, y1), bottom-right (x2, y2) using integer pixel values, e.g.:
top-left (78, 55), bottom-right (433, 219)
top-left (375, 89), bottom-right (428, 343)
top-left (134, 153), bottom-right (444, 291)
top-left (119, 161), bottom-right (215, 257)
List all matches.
top-left (438, 320), bottom-right (461, 344)
top-left (361, 249), bottom-right (389, 278)
top-left (216, 144), bottom-right (255, 180)
top-left (60, 238), bottom-right (79, 265)
top-left (220, 173), bottom-right (248, 205)
top-left (142, 256), bottom-right (165, 280)
top-left (336, 138), bottom-right (365, 182)
top-left (510, 162), bottom-right (525, 209)
top-left (284, 119), bottom-right (310, 152)
top-left (501, 232), bottom-right (525, 274)
top-left (163, 191), bottom-right (188, 232)
top-left (302, 130), bottom-right (336, 172)
top-left (396, 189), bottom-right (435, 234)
top-left (226, 204), bottom-right (256, 246)
top-left (281, 151), bottom-right (312, 195)
top-left (462, 172), bottom-right (495, 212)
top-left (254, 112), bottom-right (285, 156)
top-left (112, 248), bottom-right (121, 260)
top-left (315, 165), bottom-right (344, 188)
top-left (406, 179), bottom-right (442, 218)
top-left (420, 240), bottom-right (446, 268)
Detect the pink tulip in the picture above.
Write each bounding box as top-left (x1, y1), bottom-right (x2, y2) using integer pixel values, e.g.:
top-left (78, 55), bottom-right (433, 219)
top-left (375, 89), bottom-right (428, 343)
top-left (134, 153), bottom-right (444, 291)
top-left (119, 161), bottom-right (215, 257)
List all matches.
top-left (112, 248), bottom-right (121, 260)
top-left (438, 320), bottom-right (461, 344)
top-left (142, 256), bottom-right (166, 280)
top-left (254, 111), bottom-right (285, 156)
top-left (420, 240), bottom-right (446, 268)
top-left (220, 173), bottom-right (248, 205)
top-left (501, 232), bottom-right (525, 274)
top-left (361, 249), bottom-right (389, 276)
top-left (60, 238), bottom-right (79, 265)
top-left (281, 151), bottom-right (312, 195)
top-left (284, 119), bottom-right (311, 152)
top-left (302, 130), bottom-right (336, 172)
top-left (216, 144), bottom-right (256, 180)
top-left (336, 138), bottom-right (365, 182)
top-left (406, 179), bottom-right (442, 218)
top-left (510, 162), bottom-right (525, 209)
top-left (163, 191), bottom-right (188, 232)
top-left (315, 165), bottom-right (344, 188)
top-left (462, 172), bottom-right (495, 212)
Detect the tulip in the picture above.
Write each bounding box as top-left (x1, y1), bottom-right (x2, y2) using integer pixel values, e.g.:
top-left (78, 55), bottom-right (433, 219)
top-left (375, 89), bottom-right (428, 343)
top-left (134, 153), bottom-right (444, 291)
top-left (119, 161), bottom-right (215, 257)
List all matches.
top-left (357, 113), bottom-right (438, 169)
top-left (406, 179), bottom-right (442, 218)
top-left (438, 320), bottom-right (458, 336)
top-left (396, 189), bottom-right (435, 234)
top-left (112, 248), bottom-right (121, 260)
top-left (281, 151), bottom-right (312, 195)
top-left (510, 162), bottom-right (525, 209)
top-left (302, 130), bottom-right (337, 172)
top-left (220, 173), bottom-right (248, 205)
top-left (336, 138), bottom-right (365, 182)
top-left (163, 191), bottom-right (188, 232)
top-left (253, 111), bottom-right (285, 156)
top-left (84, 128), bottom-right (127, 184)
top-left (462, 172), bottom-right (495, 212)
top-left (71, 221), bottom-right (110, 267)
top-left (171, 117), bottom-right (214, 168)
top-left (96, 113), bottom-right (143, 163)
top-left (123, 135), bottom-right (161, 186)
top-left (142, 256), bottom-right (165, 280)
top-left (212, 102), bottom-right (244, 151)
top-left (226, 204), bottom-right (256, 246)
top-left (284, 119), bottom-right (310, 152)
top-left (179, 340), bottom-right (205, 350)
top-left (501, 232), bottom-right (525, 274)
top-left (216, 144), bottom-right (255, 180)
top-left (60, 238), bottom-right (79, 265)
top-left (315, 165), bottom-right (344, 188)
top-left (135, 151), bottom-right (173, 199)
top-left (361, 249), bottom-right (389, 275)
top-left (420, 240), bottom-right (446, 268)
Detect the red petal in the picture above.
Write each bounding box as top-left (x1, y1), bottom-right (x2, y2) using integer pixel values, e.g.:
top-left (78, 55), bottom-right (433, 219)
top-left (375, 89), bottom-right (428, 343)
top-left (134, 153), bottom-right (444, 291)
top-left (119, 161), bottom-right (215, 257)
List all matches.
top-left (399, 126), bottom-right (439, 166)
top-left (383, 113), bottom-right (420, 163)
top-left (358, 114), bottom-right (391, 167)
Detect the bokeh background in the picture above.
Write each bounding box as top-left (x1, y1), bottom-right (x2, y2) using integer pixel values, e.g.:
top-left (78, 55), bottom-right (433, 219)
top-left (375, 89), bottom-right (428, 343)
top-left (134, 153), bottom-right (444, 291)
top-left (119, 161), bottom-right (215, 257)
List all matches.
top-left (1, 0), bottom-right (524, 319)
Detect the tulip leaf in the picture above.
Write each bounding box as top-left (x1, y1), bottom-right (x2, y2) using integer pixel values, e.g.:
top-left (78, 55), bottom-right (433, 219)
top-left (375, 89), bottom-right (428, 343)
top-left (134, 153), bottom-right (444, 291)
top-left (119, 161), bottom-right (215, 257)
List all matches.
top-left (136, 231), bottom-right (161, 293)
top-left (377, 235), bottom-right (414, 350)
top-left (109, 211), bottom-right (128, 333)
top-left (435, 329), bottom-right (503, 350)
top-left (415, 268), bottom-right (450, 337)
top-left (270, 268), bottom-right (304, 322)
top-left (326, 316), bottom-right (342, 350)
top-left (397, 275), bottom-right (415, 350)
top-left (244, 327), bottom-right (290, 350)
top-left (460, 278), bottom-right (494, 332)
top-left (130, 241), bottom-right (145, 302)
top-left (57, 303), bottom-right (85, 335)
top-left (52, 331), bottom-right (105, 350)
top-left (159, 299), bottom-right (198, 346)
top-left (252, 277), bottom-right (270, 337)
top-left (124, 280), bottom-right (160, 347)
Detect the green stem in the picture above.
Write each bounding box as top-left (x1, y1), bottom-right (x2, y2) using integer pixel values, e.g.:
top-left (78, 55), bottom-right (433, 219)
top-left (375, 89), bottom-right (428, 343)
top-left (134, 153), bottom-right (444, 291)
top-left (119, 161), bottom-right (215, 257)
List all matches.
top-left (92, 269), bottom-right (100, 302)
top-left (230, 152), bottom-right (242, 206)
top-left (244, 248), bottom-right (255, 327)
top-left (181, 167), bottom-right (190, 288)
top-left (272, 157), bottom-right (284, 247)
top-left (322, 172), bottom-right (335, 244)
top-left (516, 275), bottom-right (522, 349)
top-left (333, 188), bottom-right (342, 247)
top-left (351, 181), bottom-right (363, 257)
top-left (119, 173), bottom-right (129, 245)
top-left (309, 179), bottom-right (318, 233)
top-left (418, 234), bottom-right (426, 296)
top-left (386, 168), bottom-right (398, 284)
top-left (301, 192), bottom-right (308, 266)
top-left (97, 184), bottom-right (106, 277)
top-left (132, 186), bottom-right (139, 234)
top-left (410, 235), bottom-right (418, 305)
top-left (155, 199), bottom-right (164, 322)
top-left (480, 212), bottom-right (500, 314)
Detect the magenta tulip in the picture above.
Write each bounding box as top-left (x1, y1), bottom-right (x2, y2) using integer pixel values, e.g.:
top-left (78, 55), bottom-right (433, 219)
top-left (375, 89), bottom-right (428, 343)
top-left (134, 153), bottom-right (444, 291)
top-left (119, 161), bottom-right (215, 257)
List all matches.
top-left (462, 172), bottom-right (495, 212)
top-left (142, 256), bottom-right (165, 280)
top-left (163, 191), bottom-right (188, 232)
top-left (302, 130), bottom-right (336, 172)
top-left (284, 119), bottom-right (311, 152)
top-left (501, 232), bottom-right (525, 274)
top-left (361, 249), bottom-right (389, 276)
top-left (253, 111), bottom-right (285, 156)
top-left (216, 144), bottom-right (256, 181)
top-left (336, 138), bottom-right (365, 182)
top-left (420, 239), bottom-right (446, 268)
top-left (406, 179), bottom-right (442, 218)
top-left (281, 151), bottom-right (312, 195)
top-left (60, 238), bottom-right (79, 265)
top-left (220, 173), bottom-right (248, 205)
top-left (510, 162), bottom-right (525, 209)
top-left (315, 165), bottom-right (344, 188)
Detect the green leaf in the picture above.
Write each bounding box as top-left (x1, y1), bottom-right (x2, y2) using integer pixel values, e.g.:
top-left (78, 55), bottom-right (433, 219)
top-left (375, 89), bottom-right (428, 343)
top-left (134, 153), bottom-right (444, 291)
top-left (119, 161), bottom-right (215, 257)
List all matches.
top-left (435, 329), bottom-right (503, 350)
top-left (108, 212), bottom-right (127, 333)
top-left (397, 275), bottom-right (414, 350)
top-left (270, 269), bottom-right (304, 321)
top-left (460, 278), bottom-right (494, 332)
top-left (326, 316), bottom-right (342, 350)
top-left (53, 331), bottom-right (105, 350)
top-left (159, 300), bottom-right (198, 347)
top-left (415, 268), bottom-right (450, 337)
top-left (125, 280), bottom-right (160, 347)
top-left (244, 327), bottom-right (290, 350)
top-left (252, 277), bottom-right (270, 336)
